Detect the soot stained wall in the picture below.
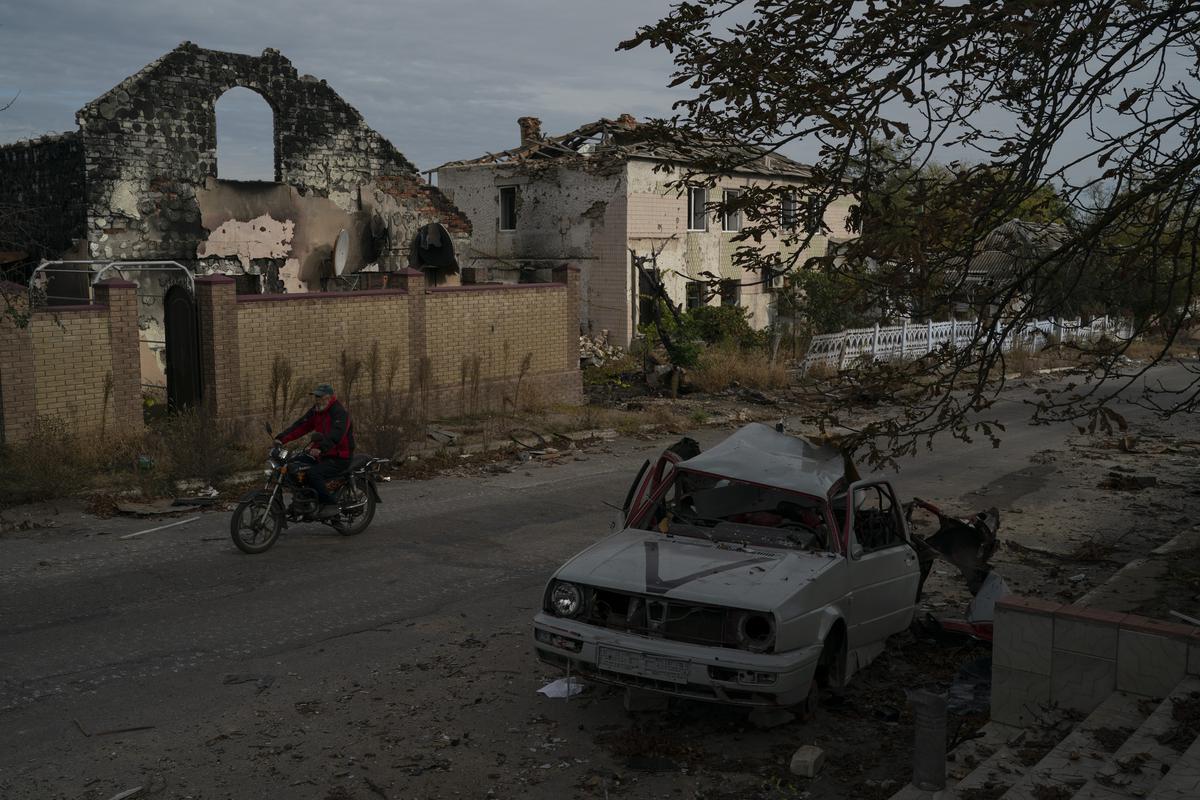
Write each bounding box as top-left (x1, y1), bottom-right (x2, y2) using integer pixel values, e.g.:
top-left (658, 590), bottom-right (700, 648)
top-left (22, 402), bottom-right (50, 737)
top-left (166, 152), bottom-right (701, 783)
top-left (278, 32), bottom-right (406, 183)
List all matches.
top-left (77, 42), bottom-right (422, 263)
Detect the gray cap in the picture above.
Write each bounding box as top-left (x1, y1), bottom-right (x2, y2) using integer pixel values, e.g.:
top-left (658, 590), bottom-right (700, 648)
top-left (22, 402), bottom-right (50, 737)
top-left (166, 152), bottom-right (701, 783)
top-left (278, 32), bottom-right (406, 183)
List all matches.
top-left (312, 383), bottom-right (335, 397)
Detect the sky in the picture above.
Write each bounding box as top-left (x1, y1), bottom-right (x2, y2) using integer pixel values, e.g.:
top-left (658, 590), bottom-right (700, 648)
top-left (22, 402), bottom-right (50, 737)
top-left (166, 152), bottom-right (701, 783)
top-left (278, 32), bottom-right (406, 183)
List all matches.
top-left (0, 0), bottom-right (697, 177)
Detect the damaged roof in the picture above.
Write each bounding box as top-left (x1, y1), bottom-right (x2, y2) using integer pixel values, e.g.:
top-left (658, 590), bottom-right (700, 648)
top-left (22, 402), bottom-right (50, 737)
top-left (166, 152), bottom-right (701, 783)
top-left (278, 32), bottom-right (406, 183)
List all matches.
top-left (679, 423), bottom-right (848, 497)
top-left (435, 116), bottom-right (813, 179)
top-left (967, 219), bottom-right (1070, 288)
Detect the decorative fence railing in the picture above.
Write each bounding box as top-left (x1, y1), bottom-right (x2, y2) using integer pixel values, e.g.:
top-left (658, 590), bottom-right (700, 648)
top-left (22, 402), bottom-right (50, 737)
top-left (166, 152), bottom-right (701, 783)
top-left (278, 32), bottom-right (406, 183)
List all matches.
top-left (800, 316), bottom-right (1130, 372)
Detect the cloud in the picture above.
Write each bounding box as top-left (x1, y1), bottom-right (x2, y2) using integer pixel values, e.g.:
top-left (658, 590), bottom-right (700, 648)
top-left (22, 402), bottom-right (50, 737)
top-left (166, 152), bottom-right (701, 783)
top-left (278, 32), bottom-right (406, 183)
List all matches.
top-left (0, 0), bottom-right (685, 170)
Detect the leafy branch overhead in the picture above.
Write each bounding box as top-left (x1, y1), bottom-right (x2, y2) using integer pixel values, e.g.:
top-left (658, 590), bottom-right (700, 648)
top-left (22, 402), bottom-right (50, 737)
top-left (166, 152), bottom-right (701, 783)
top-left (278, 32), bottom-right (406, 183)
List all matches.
top-left (622, 0), bottom-right (1200, 464)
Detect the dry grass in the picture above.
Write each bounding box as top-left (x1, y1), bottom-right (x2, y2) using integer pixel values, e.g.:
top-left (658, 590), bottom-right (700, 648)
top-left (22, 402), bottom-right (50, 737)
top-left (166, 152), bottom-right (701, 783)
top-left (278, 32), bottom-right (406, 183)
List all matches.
top-left (690, 342), bottom-right (789, 393)
top-left (0, 410), bottom-right (261, 508)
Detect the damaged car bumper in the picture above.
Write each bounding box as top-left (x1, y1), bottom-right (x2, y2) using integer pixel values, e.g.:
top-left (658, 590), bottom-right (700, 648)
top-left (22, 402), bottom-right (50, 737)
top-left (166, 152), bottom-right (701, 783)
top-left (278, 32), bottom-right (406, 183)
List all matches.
top-left (533, 612), bottom-right (822, 707)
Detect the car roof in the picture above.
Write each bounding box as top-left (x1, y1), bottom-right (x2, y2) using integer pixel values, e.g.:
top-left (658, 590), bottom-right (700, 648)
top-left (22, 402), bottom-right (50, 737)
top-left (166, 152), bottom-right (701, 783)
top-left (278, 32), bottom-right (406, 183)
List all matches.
top-left (679, 423), bottom-right (847, 497)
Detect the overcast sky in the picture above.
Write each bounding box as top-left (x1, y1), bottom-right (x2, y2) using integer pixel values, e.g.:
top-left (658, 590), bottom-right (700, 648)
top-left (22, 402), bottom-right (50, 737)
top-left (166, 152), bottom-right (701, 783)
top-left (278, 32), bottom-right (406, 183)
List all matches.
top-left (0, 0), bottom-right (700, 177)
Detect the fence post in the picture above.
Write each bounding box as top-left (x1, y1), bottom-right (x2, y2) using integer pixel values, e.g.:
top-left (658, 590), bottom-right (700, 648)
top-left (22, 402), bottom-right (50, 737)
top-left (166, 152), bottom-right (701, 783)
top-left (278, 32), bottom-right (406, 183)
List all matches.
top-left (871, 323), bottom-right (880, 358)
top-left (194, 274), bottom-right (241, 421)
top-left (901, 320), bottom-right (909, 357)
top-left (838, 332), bottom-right (848, 370)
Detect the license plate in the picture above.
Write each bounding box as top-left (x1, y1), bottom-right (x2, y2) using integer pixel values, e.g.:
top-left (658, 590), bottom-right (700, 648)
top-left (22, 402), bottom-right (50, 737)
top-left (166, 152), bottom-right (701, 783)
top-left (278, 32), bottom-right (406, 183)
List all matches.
top-left (597, 646), bottom-right (690, 683)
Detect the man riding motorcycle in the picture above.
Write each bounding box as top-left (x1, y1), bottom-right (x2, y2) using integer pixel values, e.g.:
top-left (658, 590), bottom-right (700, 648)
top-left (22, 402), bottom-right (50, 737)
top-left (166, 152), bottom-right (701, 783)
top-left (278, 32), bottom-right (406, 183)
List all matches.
top-left (275, 383), bottom-right (354, 519)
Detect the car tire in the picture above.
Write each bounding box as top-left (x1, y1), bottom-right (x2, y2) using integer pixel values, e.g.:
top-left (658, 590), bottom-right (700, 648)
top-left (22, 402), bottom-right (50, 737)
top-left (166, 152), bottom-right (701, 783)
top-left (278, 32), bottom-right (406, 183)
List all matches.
top-left (815, 631), bottom-right (846, 690)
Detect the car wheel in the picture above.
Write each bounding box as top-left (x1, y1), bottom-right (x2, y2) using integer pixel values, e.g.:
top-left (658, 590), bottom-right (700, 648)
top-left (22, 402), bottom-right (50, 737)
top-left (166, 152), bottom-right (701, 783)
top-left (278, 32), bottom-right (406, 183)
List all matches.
top-left (815, 630), bottom-right (846, 690)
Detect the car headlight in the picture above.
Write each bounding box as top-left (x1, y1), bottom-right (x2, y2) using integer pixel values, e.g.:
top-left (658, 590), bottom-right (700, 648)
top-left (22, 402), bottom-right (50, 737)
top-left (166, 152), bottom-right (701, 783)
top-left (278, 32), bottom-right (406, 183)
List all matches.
top-left (735, 612), bottom-right (776, 653)
top-left (548, 582), bottom-right (584, 618)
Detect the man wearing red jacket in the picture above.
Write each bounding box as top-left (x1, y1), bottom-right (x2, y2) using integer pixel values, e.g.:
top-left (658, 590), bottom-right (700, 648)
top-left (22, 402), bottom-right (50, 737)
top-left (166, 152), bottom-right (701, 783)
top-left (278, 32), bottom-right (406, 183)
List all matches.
top-left (276, 383), bottom-right (355, 519)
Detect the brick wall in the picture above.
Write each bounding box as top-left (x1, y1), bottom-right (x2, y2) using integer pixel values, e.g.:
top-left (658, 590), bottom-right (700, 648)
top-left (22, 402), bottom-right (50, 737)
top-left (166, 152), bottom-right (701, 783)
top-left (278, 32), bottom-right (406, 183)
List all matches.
top-left (212, 267), bottom-right (581, 425)
top-left (236, 290), bottom-right (411, 420)
top-left (0, 270), bottom-right (582, 444)
top-left (0, 280), bottom-right (142, 443)
top-left (0, 133), bottom-right (87, 262)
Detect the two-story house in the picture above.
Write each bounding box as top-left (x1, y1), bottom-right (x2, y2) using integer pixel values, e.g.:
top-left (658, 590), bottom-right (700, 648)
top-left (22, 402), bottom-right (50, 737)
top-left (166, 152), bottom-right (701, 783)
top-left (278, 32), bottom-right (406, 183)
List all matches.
top-left (433, 115), bottom-right (855, 346)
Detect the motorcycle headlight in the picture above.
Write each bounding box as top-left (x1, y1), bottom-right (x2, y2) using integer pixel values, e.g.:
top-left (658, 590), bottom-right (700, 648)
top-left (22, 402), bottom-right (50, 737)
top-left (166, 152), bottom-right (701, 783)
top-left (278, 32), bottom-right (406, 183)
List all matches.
top-left (268, 457), bottom-right (282, 469)
top-left (548, 582), bottom-right (584, 618)
top-left (735, 612), bottom-right (776, 653)
top-left (279, 448), bottom-right (289, 460)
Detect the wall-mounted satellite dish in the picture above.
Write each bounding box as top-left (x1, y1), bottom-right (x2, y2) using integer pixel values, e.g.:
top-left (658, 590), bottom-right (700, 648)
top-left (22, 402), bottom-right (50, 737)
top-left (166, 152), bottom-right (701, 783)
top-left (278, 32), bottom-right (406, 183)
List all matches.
top-left (332, 229), bottom-right (350, 276)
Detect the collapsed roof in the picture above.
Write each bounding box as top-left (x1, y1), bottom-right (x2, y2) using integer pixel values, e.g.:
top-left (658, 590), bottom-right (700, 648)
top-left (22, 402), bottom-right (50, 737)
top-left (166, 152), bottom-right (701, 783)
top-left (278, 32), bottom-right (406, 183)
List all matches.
top-left (436, 115), bottom-right (813, 179)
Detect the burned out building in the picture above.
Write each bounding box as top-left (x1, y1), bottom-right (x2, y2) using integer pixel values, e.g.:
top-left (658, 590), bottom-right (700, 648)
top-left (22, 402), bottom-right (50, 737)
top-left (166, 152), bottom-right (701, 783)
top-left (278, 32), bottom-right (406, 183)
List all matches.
top-left (0, 42), bottom-right (472, 391)
top-left (434, 115), bottom-right (856, 346)
top-left (0, 42), bottom-right (470, 288)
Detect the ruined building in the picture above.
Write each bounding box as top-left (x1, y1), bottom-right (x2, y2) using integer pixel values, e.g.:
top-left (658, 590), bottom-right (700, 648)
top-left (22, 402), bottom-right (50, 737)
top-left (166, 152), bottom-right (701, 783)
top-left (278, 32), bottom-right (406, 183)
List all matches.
top-left (0, 42), bottom-right (470, 291)
top-left (434, 115), bottom-right (855, 346)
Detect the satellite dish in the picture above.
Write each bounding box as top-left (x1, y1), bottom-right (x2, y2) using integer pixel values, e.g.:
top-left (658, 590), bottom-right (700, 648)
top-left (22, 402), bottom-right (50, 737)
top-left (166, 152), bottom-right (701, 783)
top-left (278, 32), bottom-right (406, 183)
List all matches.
top-left (332, 229), bottom-right (350, 276)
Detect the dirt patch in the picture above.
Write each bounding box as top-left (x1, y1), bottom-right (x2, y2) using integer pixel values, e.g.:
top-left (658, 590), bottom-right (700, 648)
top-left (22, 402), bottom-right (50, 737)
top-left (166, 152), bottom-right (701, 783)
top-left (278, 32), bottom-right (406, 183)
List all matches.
top-left (1091, 725), bottom-right (1135, 753)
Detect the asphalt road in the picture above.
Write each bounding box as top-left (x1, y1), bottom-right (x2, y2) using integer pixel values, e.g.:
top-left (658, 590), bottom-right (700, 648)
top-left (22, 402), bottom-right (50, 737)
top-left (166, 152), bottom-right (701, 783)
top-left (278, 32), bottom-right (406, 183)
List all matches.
top-left (0, 364), bottom-right (1192, 798)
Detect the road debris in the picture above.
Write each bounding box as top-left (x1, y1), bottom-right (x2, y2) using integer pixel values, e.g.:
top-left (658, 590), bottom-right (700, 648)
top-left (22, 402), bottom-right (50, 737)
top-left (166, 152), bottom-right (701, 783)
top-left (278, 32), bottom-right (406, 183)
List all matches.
top-left (118, 516), bottom-right (201, 540)
top-left (537, 677), bottom-right (585, 699)
top-left (789, 744), bottom-right (826, 777)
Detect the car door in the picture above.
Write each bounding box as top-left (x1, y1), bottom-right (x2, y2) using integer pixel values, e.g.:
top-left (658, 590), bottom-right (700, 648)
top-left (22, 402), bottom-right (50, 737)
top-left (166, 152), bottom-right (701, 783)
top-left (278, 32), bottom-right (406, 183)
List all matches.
top-left (844, 480), bottom-right (920, 648)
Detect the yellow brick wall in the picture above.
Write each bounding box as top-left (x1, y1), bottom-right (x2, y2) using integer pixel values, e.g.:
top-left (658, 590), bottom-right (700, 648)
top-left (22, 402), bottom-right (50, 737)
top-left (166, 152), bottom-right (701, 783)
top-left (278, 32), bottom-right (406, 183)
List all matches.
top-left (236, 294), bottom-right (410, 415)
top-left (30, 309), bottom-right (115, 425)
top-left (424, 287), bottom-right (569, 387)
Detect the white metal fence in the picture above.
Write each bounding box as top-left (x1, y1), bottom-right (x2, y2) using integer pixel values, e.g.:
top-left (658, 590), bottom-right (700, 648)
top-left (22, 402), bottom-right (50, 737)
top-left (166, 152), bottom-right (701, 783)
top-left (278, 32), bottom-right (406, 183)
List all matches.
top-left (800, 316), bottom-right (1130, 372)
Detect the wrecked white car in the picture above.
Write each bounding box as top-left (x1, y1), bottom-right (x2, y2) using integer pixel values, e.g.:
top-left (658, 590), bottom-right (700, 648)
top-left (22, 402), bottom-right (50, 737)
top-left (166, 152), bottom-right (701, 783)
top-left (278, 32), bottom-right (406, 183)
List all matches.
top-left (532, 423), bottom-right (927, 709)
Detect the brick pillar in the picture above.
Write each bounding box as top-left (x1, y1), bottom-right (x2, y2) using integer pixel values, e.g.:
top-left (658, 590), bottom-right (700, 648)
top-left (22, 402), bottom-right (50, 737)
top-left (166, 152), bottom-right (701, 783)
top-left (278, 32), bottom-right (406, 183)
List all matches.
top-left (553, 265), bottom-right (582, 370)
top-left (92, 279), bottom-right (143, 434)
top-left (392, 268), bottom-right (427, 397)
top-left (194, 275), bottom-right (241, 419)
top-left (0, 283), bottom-right (35, 443)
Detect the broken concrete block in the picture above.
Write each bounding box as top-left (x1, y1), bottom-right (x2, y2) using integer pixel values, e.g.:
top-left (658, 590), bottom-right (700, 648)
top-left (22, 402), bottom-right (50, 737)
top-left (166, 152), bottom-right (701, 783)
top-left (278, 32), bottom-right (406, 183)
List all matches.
top-left (789, 744), bottom-right (825, 777)
top-left (748, 707), bottom-right (795, 730)
top-left (622, 688), bottom-right (668, 712)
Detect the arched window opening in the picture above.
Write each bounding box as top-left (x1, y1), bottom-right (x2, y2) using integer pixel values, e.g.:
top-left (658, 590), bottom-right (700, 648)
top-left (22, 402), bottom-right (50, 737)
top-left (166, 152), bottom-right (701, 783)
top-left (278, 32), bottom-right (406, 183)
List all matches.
top-left (214, 87), bottom-right (276, 182)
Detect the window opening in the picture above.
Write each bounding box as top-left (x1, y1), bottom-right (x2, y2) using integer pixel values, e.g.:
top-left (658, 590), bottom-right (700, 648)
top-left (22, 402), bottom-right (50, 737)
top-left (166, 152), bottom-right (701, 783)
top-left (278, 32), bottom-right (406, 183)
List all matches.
top-left (851, 483), bottom-right (904, 552)
top-left (685, 281), bottom-right (705, 310)
top-left (720, 279), bottom-right (740, 307)
top-left (687, 187), bottom-right (708, 231)
top-left (215, 87), bottom-right (276, 182)
top-left (499, 186), bottom-right (518, 231)
top-left (781, 191), bottom-right (798, 230)
top-left (722, 189), bottom-right (742, 232)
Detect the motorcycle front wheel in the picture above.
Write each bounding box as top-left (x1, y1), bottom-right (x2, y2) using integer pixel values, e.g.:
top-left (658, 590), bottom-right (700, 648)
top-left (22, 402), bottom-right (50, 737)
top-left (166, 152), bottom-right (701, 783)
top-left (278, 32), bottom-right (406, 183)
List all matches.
top-left (230, 496), bottom-right (284, 554)
top-left (333, 478), bottom-right (375, 536)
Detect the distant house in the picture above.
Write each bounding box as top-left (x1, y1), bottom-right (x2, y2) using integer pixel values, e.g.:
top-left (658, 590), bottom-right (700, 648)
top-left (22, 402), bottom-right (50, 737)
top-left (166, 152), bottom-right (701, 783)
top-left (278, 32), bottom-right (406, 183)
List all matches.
top-left (966, 219), bottom-right (1069, 297)
top-left (433, 115), bottom-right (856, 345)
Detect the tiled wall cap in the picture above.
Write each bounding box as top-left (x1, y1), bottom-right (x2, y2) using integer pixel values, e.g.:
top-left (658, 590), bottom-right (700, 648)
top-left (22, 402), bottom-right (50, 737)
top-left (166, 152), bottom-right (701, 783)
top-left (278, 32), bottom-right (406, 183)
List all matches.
top-left (1055, 605), bottom-right (1128, 626)
top-left (194, 274), bottom-right (237, 285)
top-left (395, 268), bottom-right (425, 277)
top-left (995, 595), bottom-right (1062, 615)
top-left (1119, 614), bottom-right (1199, 641)
top-left (94, 278), bottom-right (137, 288)
top-left (552, 265), bottom-right (582, 273)
top-left (0, 280), bottom-right (28, 293)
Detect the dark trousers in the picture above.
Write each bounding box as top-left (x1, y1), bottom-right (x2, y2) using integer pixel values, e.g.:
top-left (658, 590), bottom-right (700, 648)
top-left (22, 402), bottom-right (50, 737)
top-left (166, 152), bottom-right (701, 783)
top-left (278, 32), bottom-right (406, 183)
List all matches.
top-left (307, 457), bottom-right (351, 505)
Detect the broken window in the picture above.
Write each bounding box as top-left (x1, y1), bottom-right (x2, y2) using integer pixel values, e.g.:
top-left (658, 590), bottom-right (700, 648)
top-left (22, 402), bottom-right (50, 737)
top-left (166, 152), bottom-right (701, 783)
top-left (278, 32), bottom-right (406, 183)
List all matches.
top-left (849, 483), bottom-right (905, 553)
top-left (499, 186), bottom-right (518, 231)
top-left (722, 190), bottom-right (742, 232)
top-left (687, 187), bottom-right (708, 231)
top-left (781, 191), bottom-right (798, 230)
top-left (685, 281), bottom-right (705, 310)
top-left (720, 279), bottom-right (740, 307)
top-left (805, 194), bottom-right (823, 234)
top-left (214, 87), bottom-right (277, 182)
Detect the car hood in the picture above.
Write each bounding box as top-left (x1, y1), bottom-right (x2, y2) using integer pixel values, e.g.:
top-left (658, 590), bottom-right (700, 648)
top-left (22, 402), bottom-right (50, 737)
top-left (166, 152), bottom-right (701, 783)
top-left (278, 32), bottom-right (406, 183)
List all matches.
top-left (554, 528), bottom-right (840, 611)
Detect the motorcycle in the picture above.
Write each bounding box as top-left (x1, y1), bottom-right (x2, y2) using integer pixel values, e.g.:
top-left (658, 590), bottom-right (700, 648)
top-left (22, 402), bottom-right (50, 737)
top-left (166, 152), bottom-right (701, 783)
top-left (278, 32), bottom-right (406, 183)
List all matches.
top-left (230, 423), bottom-right (390, 554)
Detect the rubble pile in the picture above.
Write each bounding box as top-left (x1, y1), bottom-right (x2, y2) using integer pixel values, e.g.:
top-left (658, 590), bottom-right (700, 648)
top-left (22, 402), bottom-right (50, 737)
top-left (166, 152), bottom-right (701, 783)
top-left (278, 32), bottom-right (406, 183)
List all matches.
top-left (579, 335), bottom-right (625, 366)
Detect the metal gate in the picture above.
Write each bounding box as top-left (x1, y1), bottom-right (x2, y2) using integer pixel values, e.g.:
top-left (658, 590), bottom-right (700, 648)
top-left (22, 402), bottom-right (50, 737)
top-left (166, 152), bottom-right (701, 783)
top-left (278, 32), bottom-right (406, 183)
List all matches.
top-left (30, 260), bottom-right (201, 411)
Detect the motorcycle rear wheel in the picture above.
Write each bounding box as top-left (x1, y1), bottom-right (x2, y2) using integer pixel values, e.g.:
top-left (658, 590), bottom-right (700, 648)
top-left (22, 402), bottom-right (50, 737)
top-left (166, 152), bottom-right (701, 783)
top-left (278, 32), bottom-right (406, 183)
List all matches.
top-left (231, 497), bottom-right (284, 554)
top-left (333, 478), bottom-right (375, 536)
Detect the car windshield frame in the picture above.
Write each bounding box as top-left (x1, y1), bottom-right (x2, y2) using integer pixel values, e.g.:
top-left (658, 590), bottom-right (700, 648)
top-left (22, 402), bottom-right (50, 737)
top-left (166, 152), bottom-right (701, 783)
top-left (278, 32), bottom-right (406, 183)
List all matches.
top-left (630, 466), bottom-right (840, 554)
